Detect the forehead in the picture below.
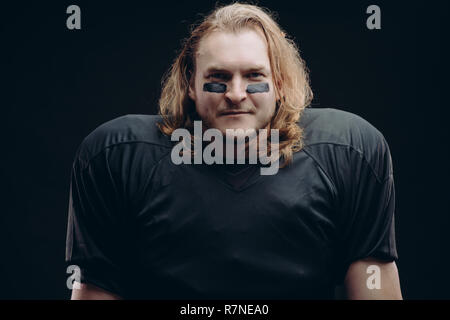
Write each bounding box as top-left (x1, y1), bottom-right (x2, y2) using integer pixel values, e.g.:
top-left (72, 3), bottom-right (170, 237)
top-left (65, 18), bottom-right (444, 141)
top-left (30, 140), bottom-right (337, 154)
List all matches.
top-left (195, 29), bottom-right (271, 73)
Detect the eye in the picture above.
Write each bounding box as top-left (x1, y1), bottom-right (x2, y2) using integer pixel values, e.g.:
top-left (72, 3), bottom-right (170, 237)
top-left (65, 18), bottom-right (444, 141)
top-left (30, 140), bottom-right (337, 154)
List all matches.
top-left (209, 73), bottom-right (229, 80)
top-left (247, 72), bottom-right (263, 78)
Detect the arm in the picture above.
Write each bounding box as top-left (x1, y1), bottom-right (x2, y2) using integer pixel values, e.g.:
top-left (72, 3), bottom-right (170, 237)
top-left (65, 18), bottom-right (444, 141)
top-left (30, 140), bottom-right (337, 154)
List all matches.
top-left (344, 257), bottom-right (403, 300)
top-left (71, 282), bottom-right (122, 300)
top-left (66, 138), bottom-right (129, 301)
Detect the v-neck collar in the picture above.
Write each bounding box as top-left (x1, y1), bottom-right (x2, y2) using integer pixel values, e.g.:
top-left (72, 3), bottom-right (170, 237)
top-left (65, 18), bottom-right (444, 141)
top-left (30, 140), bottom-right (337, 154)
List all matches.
top-left (201, 162), bottom-right (263, 192)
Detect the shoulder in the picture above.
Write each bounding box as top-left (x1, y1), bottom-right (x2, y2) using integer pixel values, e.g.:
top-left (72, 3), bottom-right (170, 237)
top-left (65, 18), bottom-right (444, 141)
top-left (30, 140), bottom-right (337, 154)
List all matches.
top-left (298, 107), bottom-right (392, 182)
top-left (75, 114), bottom-right (173, 168)
top-left (299, 107), bottom-right (386, 149)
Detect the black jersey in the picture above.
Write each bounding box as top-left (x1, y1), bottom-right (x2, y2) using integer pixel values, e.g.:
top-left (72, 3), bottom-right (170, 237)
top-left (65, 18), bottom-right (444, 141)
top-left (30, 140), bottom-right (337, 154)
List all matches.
top-left (65, 107), bottom-right (398, 299)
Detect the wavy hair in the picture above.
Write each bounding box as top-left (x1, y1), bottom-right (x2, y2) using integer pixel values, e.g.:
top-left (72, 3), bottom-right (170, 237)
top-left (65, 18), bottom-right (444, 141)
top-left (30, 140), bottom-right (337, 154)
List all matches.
top-left (158, 2), bottom-right (313, 167)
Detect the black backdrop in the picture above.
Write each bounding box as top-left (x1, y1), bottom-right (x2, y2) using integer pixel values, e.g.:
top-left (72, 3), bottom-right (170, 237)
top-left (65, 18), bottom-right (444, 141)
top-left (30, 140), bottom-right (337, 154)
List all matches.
top-left (1, 0), bottom-right (448, 299)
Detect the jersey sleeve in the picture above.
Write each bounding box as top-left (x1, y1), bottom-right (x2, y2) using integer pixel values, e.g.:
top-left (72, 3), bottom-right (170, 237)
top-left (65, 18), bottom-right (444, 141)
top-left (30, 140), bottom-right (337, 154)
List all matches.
top-left (335, 129), bottom-right (398, 284)
top-left (65, 143), bottom-right (130, 297)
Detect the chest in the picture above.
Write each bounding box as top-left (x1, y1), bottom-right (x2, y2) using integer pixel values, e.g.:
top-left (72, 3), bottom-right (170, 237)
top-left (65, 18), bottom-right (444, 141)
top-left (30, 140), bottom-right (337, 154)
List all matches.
top-left (131, 152), bottom-right (340, 298)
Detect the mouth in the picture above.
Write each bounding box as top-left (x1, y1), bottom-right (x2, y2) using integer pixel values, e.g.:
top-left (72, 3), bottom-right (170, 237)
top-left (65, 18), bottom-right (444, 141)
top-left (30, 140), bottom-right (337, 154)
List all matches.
top-left (219, 110), bottom-right (251, 117)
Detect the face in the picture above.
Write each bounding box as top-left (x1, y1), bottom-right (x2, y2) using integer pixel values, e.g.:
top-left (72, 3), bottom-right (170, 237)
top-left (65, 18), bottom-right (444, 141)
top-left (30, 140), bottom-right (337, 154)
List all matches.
top-left (188, 29), bottom-right (278, 134)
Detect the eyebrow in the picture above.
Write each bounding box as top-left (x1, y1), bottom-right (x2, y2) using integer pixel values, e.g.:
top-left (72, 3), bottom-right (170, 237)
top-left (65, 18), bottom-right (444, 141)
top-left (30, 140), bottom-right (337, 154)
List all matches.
top-left (204, 65), bottom-right (270, 75)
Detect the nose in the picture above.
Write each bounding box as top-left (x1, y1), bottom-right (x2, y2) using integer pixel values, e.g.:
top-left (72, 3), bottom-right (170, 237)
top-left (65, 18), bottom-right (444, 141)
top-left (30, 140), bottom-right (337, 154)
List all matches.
top-left (224, 78), bottom-right (247, 105)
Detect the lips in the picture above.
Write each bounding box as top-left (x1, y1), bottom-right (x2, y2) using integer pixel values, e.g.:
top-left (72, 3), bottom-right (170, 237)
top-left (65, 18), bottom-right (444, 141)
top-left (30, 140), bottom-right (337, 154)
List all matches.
top-left (219, 110), bottom-right (251, 116)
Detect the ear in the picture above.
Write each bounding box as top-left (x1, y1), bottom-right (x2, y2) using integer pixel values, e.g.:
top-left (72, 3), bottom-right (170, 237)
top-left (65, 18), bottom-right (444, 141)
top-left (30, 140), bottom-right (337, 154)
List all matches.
top-left (188, 70), bottom-right (196, 101)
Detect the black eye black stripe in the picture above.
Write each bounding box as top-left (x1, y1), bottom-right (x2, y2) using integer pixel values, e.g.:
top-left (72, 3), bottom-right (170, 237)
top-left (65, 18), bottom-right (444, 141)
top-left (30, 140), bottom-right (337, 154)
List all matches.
top-left (246, 83), bottom-right (269, 93)
top-left (203, 82), bottom-right (227, 93)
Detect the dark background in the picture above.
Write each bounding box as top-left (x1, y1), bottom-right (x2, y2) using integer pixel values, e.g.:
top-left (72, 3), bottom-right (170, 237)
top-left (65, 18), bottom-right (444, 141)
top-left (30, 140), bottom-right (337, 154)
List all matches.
top-left (0, 0), bottom-right (448, 299)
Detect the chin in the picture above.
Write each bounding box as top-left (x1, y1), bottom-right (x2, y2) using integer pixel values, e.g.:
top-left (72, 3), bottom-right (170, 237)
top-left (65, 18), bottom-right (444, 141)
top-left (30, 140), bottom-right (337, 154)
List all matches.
top-left (217, 118), bottom-right (257, 132)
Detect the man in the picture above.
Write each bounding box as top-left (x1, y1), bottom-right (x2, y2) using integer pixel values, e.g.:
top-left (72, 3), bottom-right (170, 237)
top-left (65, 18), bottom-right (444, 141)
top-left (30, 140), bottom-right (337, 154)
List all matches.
top-left (66, 3), bottom-right (402, 299)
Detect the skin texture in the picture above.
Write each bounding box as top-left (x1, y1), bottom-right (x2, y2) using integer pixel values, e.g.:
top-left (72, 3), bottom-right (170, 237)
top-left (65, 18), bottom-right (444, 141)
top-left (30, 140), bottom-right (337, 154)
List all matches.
top-left (188, 29), bottom-right (278, 134)
top-left (70, 29), bottom-right (403, 301)
top-left (343, 258), bottom-right (403, 300)
top-left (71, 282), bottom-right (121, 300)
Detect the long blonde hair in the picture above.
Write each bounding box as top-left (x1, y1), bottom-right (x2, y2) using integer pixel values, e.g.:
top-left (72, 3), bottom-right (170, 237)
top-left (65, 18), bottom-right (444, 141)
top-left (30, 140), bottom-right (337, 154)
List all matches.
top-left (158, 2), bottom-right (313, 167)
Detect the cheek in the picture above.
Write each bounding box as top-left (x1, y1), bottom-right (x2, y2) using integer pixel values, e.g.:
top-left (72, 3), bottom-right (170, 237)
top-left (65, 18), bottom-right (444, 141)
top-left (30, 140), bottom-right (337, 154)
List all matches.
top-left (195, 90), bottom-right (222, 114)
top-left (252, 92), bottom-right (276, 113)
